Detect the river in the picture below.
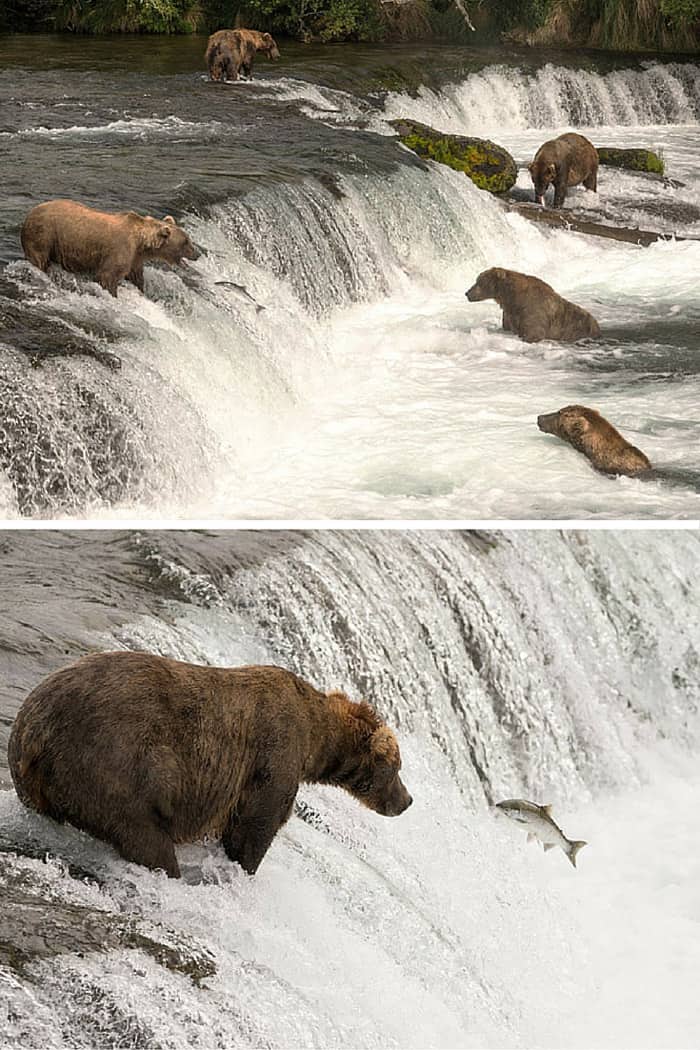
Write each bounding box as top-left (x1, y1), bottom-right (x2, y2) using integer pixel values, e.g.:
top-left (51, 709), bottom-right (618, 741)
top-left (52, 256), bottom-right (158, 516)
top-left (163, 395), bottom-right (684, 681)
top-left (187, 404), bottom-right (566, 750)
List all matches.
top-left (0, 38), bottom-right (699, 519)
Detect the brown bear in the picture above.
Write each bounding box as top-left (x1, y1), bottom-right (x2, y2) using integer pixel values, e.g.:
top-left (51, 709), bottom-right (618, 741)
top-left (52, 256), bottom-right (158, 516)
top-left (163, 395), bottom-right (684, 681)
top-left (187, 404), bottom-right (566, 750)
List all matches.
top-left (21, 200), bottom-right (200, 297)
top-left (537, 405), bottom-right (652, 476)
top-left (8, 652), bottom-right (412, 878)
top-left (205, 29), bottom-right (280, 81)
top-left (465, 268), bottom-right (600, 343)
top-left (529, 133), bottom-right (599, 208)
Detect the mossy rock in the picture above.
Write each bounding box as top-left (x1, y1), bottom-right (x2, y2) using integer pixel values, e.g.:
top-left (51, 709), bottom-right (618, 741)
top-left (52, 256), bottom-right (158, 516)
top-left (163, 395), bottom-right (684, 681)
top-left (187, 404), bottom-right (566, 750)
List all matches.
top-left (389, 119), bottom-right (517, 194)
top-left (597, 147), bottom-right (664, 175)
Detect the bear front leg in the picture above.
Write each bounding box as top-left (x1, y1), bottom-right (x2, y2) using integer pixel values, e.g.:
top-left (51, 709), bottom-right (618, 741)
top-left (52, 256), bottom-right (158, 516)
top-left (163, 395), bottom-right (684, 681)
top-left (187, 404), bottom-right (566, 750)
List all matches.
top-left (222, 781), bottom-right (297, 875)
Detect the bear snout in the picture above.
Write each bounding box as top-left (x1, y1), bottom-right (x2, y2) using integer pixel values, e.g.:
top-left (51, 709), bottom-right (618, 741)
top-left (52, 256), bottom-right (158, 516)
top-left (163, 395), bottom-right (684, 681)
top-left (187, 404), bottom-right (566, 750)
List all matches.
top-left (537, 412), bottom-right (559, 434)
top-left (466, 283), bottom-right (484, 302)
top-left (386, 778), bottom-right (413, 816)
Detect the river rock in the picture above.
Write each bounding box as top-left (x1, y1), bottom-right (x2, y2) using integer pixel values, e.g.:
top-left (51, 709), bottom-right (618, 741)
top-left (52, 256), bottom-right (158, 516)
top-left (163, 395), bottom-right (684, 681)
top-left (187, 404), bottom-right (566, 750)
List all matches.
top-left (596, 147), bottom-right (664, 174)
top-left (390, 119), bottom-right (517, 194)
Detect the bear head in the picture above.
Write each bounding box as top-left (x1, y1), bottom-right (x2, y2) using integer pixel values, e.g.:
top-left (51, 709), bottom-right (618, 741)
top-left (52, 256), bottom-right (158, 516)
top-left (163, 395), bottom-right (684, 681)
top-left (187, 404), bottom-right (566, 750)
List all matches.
top-left (529, 159), bottom-right (557, 204)
top-left (260, 33), bottom-right (280, 59)
top-left (537, 404), bottom-right (598, 448)
top-left (465, 267), bottom-right (508, 303)
top-left (142, 216), bottom-right (201, 265)
top-left (327, 695), bottom-right (412, 817)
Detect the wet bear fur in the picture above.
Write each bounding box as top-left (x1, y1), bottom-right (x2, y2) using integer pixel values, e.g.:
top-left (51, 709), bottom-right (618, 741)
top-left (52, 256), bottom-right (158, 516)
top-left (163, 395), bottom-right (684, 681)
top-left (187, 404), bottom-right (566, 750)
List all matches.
top-left (529, 132), bottom-right (599, 207)
top-left (8, 653), bottom-right (412, 878)
top-left (537, 405), bottom-right (652, 476)
top-left (205, 28), bottom-right (280, 81)
top-left (466, 267), bottom-right (600, 343)
top-left (21, 200), bottom-right (199, 297)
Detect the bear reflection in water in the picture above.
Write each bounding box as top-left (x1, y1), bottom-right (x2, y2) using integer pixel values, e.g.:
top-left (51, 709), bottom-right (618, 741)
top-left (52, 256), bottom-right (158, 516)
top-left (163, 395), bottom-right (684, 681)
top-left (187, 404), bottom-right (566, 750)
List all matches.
top-left (8, 653), bottom-right (412, 878)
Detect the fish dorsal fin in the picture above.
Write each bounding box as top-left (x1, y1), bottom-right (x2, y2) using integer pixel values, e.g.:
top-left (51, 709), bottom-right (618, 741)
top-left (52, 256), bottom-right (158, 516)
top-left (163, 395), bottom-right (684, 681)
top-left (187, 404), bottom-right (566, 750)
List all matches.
top-left (541, 804), bottom-right (553, 816)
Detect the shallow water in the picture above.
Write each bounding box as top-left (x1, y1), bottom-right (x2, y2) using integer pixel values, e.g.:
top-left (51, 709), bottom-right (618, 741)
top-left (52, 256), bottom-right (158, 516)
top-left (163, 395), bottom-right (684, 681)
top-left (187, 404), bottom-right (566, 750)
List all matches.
top-left (0, 39), bottom-right (698, 519)
top-left (0, 530), bottom-right (699, 1047)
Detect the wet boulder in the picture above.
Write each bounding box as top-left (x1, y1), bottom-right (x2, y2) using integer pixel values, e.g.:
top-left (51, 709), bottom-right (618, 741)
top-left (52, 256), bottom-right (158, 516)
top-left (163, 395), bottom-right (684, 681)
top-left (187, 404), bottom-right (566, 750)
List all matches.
top-left (390, 119), bottom-right (517, 194)
top-left (596, 147), bottom-right (664, 175)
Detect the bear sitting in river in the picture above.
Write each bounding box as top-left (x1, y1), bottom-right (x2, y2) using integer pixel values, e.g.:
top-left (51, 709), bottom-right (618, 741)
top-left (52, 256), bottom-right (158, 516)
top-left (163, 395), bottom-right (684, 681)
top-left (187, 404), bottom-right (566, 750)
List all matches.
top-left (537, 405), bottom-right (652, 476)
top-left (21, 200), bottom-right (199, 297)
top-left (465, 267), bottom-right (600, 343)
top-left (8, 652), bottom-right (412, 878)
top-left (529, 132), bottom-right (599, 208)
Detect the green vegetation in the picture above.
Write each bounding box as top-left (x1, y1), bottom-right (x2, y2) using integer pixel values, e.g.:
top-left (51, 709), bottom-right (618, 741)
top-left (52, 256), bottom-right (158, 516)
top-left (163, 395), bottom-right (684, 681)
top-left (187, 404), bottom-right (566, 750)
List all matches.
top-left (597, 146), bottom-right (665, 173)
top-left (0, 0), bottom-right (386, 37)
top-left (240, 0), bottom-right (383, 41)
top-left (53, 0), bottom-right (203, 33)
top-left (390, 118), bottom-right (517, 193)
top-left (1, 0), bottom-right (697, 46)
top-left (499, 0), bottom-right (699, 50)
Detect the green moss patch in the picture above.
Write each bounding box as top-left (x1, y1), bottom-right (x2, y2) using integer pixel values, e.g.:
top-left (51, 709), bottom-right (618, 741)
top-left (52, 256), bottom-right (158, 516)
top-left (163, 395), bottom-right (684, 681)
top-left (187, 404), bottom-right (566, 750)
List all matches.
top-left (390, 119), bottom-right (517, 194)
top-left (597, 147), bottom-right (665, 175)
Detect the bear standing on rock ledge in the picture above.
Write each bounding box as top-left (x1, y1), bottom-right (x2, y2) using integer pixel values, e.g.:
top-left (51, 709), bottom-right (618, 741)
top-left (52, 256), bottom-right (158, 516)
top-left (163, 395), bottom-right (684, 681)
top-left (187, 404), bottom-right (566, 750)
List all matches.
top-left (21, 200), bottom-right (200, 297)
top-left (8, 653), bottom-right (412, 878)
top-left (466, 268), bottom-right (600, 343)
top-left (529, 132), bottom-right (599, 208)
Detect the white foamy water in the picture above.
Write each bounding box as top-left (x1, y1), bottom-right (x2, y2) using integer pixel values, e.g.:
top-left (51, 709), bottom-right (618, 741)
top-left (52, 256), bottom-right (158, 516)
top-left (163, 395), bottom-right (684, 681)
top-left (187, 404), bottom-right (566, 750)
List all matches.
top-left (1, 530), bottom-right (699, 1047)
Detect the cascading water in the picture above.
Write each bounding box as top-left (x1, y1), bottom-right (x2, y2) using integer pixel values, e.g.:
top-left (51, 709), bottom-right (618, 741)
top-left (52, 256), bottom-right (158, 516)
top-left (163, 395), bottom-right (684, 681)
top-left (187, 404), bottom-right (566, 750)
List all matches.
top-left (381, 60), bottom-right (700, 131)
top-left (1, 44), bottom-right (699, 520)
top-left (0, 529), bottom-right (698, 1048)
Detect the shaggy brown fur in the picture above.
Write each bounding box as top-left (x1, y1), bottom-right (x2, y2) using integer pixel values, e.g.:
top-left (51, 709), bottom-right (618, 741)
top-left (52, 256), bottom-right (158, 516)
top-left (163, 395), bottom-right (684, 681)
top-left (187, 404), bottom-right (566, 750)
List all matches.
top-left (8, 653), bottom-right (412, 878)
top-left (21, 200), bottom-right (199, 297)
top-left (529, 132), bottom-right (599, 207)
top-left (537, 405), bottom-right (652, 476)
top-left (207, 40), bottom-right (237, 82)
top-left (205, 29), bottom-right (280, 81)
top-left (466, 267), bottom-right (600, 343)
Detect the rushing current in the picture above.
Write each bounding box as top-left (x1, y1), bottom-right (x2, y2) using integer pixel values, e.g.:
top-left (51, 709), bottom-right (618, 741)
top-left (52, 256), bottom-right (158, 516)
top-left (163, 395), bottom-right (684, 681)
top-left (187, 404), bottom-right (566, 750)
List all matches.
top-left (1, 40), bottom-right (699, 520)
top-left (0, 529), bottom-right (699, 1048)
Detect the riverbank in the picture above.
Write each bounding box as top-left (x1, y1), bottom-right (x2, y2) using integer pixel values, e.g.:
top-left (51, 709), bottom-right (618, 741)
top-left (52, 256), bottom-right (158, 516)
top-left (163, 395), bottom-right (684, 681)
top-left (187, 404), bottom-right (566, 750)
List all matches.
top-left (2, 0), bottom-right (698, 50)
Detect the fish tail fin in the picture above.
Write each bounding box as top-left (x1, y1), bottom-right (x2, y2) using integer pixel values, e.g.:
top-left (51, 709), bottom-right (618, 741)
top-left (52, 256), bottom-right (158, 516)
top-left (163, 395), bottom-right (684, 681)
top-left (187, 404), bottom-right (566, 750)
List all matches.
top-left (567, 841), bottom-right (587, 868)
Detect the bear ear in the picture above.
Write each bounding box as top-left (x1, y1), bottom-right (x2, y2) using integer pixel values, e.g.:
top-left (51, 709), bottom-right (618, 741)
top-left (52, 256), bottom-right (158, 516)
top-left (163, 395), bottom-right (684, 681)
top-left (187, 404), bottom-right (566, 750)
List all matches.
top-left (163, 216), bottom-right (175, 225)
top-left (547, 162), bottom-right (556, 176)
top-left (370, 725), bottom-right (400, 767)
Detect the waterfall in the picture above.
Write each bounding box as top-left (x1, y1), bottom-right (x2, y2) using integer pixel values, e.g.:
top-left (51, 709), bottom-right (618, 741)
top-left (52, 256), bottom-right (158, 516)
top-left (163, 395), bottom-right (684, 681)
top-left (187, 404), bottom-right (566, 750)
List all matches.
top-left (382, 61), bottom-right (700, 134)
top-left (2, 530), bottom-right (698, 1048)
